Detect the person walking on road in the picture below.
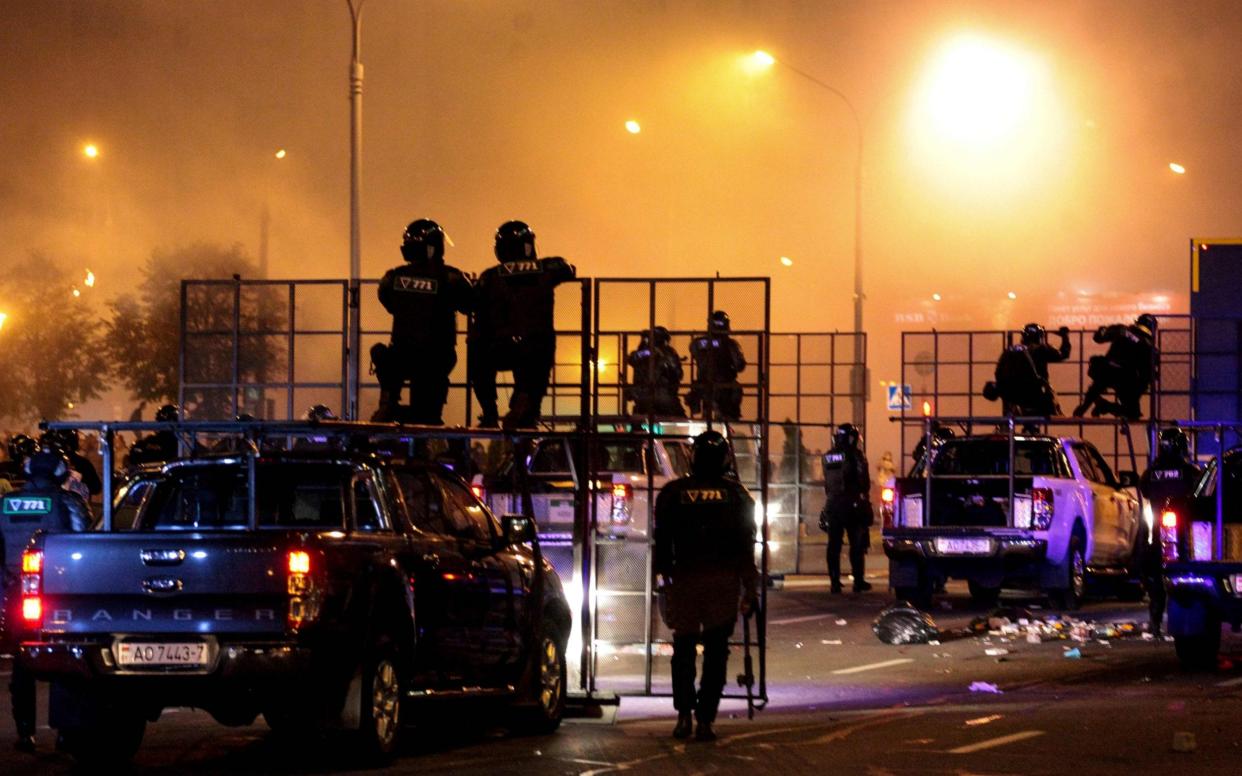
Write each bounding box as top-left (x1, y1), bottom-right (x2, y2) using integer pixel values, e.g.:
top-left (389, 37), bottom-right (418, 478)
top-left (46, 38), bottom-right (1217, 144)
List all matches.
top-left (820, 423), bottom-right (872, 594)
top-left (654, 431), bottom-right (759, 742)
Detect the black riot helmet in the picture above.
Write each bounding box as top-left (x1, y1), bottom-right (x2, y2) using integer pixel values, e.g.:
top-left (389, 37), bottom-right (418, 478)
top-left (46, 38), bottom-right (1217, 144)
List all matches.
top-left (1158, 426), bottom-right (1191, 461)
top-left (709, 310), bottom-right (730, 334)
top-left (39, 429), bottom-right (78, 454)
top-left (494, 220), bottom-right (537, 263)
top-left (305, 404), bottom-right (337, 422)
top-left (834, 423), bottom-right (861, 451)
top-left (653, 326), bottom-right (671, 346)
top-left (1021, 323), bottom-right (1046, 347)
top-left (236, 413), bottom-right (256, 423)
top-left (155, 404), bottom-right (181, 423)
top-left (1135, 313), bottom-right (1158, 337)
top-left (8, 433), bottom-right (37, 462)
top-left (691, 430), bottom-right (732, 478)
top-left (25, 449), bottom-right (70, 487)
top-left (401, 218), bottom-right (446, 264)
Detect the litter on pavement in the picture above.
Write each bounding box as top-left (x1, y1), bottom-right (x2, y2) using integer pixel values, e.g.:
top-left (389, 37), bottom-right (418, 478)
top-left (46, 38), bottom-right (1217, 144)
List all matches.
top-left (873, 604), bottom-right (941, 645)
top-left (968, 681), bottom-right (1003, 694)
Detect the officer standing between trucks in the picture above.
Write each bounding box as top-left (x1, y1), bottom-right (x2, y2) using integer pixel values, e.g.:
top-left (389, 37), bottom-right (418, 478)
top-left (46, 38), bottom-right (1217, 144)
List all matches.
top-left (820, 423), bottom-right (873, 594)
top-left (373, 219), bottom-right (473, 424)
top-left (626, 326), bottom-right (686, 417)
top-left (686, 311), bottom-right (747, 423)
top-left (125, 404), bottom-right (182, 469)
top-left (1, 450), bottom-right (91, 752)
top-left (654, 431), bottom-right (758, 742)
top-left (469, 221), bottom-right (576, 429)
top-left (1073, 314), bottom-right (1160, 420)
top-left (1139, 426), bottom-right (1203, 637)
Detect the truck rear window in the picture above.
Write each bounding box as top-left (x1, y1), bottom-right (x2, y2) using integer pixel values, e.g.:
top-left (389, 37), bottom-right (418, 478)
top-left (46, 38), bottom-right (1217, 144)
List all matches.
top-left (138, 464), bottom-right (350, 530)
top-left (930, 441), bottom-right (1062, 477)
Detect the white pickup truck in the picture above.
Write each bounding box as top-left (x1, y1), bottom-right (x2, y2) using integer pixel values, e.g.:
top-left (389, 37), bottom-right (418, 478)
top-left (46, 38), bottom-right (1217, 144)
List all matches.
top-left (882, 434), bottom-right (1144, 609)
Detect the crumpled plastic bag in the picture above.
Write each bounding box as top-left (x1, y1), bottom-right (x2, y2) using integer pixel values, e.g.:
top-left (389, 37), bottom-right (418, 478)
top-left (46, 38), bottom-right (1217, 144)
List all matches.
top-left (874, 602), bottom-right (941, 645)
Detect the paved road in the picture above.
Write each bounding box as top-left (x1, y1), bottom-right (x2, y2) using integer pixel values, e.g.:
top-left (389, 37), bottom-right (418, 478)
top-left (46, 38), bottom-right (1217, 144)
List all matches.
top-left (3, 580), bottom-right (1241, 774)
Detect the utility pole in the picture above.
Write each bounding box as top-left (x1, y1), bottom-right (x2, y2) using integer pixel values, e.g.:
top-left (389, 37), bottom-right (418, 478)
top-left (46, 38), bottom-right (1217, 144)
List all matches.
top-left (345, 0), bottom-right (365, 419)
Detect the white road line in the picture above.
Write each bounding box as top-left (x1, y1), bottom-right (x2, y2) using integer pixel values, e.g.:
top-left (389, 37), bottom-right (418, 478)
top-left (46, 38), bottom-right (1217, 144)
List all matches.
top-left (949, 730), bottom-right (1045, 754)
top-left (769, 613), bottom-right (838, 626)
top-left (1215, 676), bottom-right (1242, 687)
top-left (831, 658), bottom-right (913, 675)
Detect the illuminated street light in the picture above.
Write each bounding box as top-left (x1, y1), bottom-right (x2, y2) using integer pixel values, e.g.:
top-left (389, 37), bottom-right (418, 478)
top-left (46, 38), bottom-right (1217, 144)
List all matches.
top-left (624, 120), bottom-right (641, 134)
top-left (915, 35), bottom-right (1042, 146)
top-left (275, 148), bottom-right (287, 159)
top-left (743, 49), bottom-right (776, 74)
top-left (0, 312), bottom-right (7, 332)
top-left (780, 256), bottom-right (794, 267)
top-left (1007, 291), bottom-right (1018, 300)
top-left (82, 143), bottom-right (99, 159)
top-left (84, 269), bottom-right (96, 288)
top-left (72, 288), bottom-right (81, 298)
top-left (1169, 162), bottom-right (1186, 174)
top-left (932, 293), bottom-right (942, 301)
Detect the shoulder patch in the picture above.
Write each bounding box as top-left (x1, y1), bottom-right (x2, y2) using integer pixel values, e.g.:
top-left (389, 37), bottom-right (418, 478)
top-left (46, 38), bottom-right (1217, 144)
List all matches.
top-left (3, 495), bottom-right (52, 516)
top-left (395, 276), bottom-right (438, 294)
top-left (1153, 469), bottom-right (1182, 480)
top-left (824, 453), bottom-right (845, 464)
top-left (499, 260), bottom-right (543, 276)
top-left (680, 488), bottom-right (730, 505)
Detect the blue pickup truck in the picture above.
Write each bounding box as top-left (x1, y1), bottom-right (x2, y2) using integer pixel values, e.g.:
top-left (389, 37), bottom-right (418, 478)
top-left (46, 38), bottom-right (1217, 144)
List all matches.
top-left (16, 446), bottom-right (571, 765)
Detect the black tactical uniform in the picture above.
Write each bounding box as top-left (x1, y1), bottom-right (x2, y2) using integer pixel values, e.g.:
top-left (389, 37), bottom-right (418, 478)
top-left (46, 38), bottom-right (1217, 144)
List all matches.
top-left (654, 431), bottom-right (758, 742)
top-left (40, 430), bottom-right (101, 499)
top-left (468, 221), bottom-right (575, 429)
top-left (626, 326), bottom-right (686, 417)
top-left (126, 404), bottom-right (181, 470)
top-left (0, 435), bottom-right (37, 492)
top-left (373, 219), bottom-right (473, 424)
top-left (1139, 428), bottom-right (1202, 637)
top-left (1, 451), bottom-right (90, 752)
top-left (687, 311), bottom-right (747, 423)
top-left (984, 324), bottom-right (1070, 420)
top-left (821, 424), bottom-right (872, 594)
top-left (1073, 314), bottom-right (1159, 420)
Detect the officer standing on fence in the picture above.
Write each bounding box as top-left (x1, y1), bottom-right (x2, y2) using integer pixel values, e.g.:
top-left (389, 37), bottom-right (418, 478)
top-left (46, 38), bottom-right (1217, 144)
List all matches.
top-left (626, 326), bottom-right (686, 417)
top-left (1, 450), bottom-right (91, 752)
top-left (1139, 426), bottom-right (1202, 637)
top-left (1073, 314), bottom-right (1160, 420)
top-left (469, 221), bottom-right (576, 429)
top-left (687, 311), bottom-right (747, 423)
top-left (654, 431), bottom-right (758, 742)
top-left (373, 219), bottom-right (473, 424)
top-left (820, 423), bottom-right (872, 594)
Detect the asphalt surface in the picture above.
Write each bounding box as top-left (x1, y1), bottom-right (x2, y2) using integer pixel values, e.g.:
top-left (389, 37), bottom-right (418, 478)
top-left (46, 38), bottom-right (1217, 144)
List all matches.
top-left (3, 579), bottom-right (1242, 775)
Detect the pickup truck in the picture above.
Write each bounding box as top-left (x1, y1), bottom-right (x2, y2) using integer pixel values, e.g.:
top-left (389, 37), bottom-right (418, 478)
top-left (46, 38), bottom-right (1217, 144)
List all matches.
top-left (1164, 446), bottom-right (1242, 669)
top-left (883, 433), bottom-right (1144, 609)
top-left (16, 451), bottom-right (571, 765)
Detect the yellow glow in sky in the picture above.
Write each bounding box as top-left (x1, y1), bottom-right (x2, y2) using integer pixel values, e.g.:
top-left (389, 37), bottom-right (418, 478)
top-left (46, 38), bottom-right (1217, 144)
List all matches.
top-left (1169, 162), bottom-right (1185, 174)
top-left (84, 269), bottom-right (95, 287)
top-left (0, 312), bottom-right (7, 331)
top-left (779, 256), bottom-right (793, 267)
top-left (917, 36), bottom-right (1043, 145)
top-left (624, 120), bottom-right (641, 134)
top-left (275, 148), bottom-right (287, 159)
top-left (82, 143), bottom-right (99, 159)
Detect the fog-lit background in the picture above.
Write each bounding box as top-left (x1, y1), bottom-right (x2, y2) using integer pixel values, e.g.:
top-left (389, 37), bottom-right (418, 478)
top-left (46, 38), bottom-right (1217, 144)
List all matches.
top-left (3, 0), bottom-right (1235, 456)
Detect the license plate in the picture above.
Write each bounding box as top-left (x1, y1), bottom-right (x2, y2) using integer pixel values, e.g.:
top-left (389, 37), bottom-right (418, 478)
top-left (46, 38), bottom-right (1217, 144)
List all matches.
top-left (935, 537), bottom-right (992, 555)
top-left (116, 642), bottom-right (208, 667)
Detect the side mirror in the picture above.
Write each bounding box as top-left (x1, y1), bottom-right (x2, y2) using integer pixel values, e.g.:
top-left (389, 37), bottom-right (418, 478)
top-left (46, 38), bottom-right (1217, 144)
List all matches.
top-left (503, 514), bottom-right (537, 547)
top-left (1117, 471), bottom-right (1139, 489)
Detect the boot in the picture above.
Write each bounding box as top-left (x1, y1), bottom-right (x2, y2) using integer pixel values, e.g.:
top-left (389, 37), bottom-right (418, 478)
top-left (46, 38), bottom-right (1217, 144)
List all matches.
top-left (853, 579), bottom-right (873, 593)
top-left (672, 712), bottom-right (693, 739)
top-left (370, 389), bottom-right (398, 422)
top-left (830, 580), bottom-right (844, 595)
top-left (694, 720), bottom-right (717, 742)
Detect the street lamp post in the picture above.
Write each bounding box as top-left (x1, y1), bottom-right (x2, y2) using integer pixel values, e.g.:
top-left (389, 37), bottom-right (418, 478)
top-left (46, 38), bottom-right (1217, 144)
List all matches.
top-left (345, 0), bottom-right (365, 420)
top-left (751, 52), bottom-right (866, 427)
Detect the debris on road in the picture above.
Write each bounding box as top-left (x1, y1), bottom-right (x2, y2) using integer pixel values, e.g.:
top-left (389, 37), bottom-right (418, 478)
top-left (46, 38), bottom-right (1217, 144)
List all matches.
top-left (1063, 647), bottom-right (1082, 659)
top-left (969, 681), bottom-right (1003, 694)
top-left (873, 604), bottom-right (941, 645)
top-left (984, 648), bottom-right (1009, 657)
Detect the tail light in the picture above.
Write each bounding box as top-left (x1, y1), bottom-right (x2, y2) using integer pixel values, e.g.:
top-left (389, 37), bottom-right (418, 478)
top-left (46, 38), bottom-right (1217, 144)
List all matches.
top-left (20, 549), bottom-right (42, 625)
top-left (880, 487), bottom-right (895, 528)
top-left (1031, 488), bottom-right (1054, 530)
top-left (470, 483), bottom-right (486, 501)
top-left (610, 482), bottom-right (632, 525)
top-left (1160, 508), bottom-right (1180, 562)
top-left (286, 549), bottom-right (320, 630)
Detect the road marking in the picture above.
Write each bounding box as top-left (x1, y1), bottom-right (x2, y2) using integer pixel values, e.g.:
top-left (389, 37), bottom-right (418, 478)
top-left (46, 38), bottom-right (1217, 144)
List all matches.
top-left (1215, 676), bottom-right (1242, 687)
top-left (769, 613), bottom-right (837, 626)
top-left (832, 658), bottom-right (914, 675)
top-left (949, 730), bottom-right (1045, 754)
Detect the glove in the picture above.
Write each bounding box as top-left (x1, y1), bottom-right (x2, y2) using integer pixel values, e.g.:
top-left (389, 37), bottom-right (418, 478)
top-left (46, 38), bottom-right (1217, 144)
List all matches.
top-left (1058, 326), bottom-right (1070, 338)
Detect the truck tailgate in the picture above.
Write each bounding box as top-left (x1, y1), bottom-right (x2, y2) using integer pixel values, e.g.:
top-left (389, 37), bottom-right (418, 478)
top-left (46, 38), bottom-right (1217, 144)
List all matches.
top-left (39, 532), bottom-right (290, 636)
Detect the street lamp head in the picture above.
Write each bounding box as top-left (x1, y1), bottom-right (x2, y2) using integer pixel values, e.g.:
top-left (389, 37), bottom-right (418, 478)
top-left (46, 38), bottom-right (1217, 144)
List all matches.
top-left (624, 120), bottom-right (641, 134)
top-left (1169, 162), bottom-right (1186, 175)
top-left (0, 312), bottom-right (7, 331)
top-left (275, 148), bottom-right (287, 159)
top-left (742, 49), bottom-right (777, 74)
top-left (82, 143), bottom-right (99, 159)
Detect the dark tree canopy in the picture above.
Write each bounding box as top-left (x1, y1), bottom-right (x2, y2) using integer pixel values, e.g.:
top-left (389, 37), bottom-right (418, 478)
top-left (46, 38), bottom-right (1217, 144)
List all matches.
top-left (0, 253), bottom-right (109, 424)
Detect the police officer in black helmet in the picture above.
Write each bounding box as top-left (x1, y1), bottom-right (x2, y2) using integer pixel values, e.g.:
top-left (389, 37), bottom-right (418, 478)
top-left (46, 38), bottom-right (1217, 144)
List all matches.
top-left (126, 404), bottom-right (182, 469)
top-left (469, 221), bottom-right (576, 429)
top-left (2, 450), bottom-right (90, 752)
top-left (626, 326), bottom-right (686, 417)
top-left (654, 431), bottom-right (758, 742)
top-left (0, 435), bottom-right (37, 491)
top-left (820, 423), bottom-right (872, 594)
top-left (1073, 313), bottom-right (1160, 420)
top-left (373, 219), bottom-right (473, 424)
top-left (983, 323), bottom-right (1070, 422)
top-left (687, 311), bottom-right (747, 422)
top-left (1139, 426), bottom-right (1202, 637)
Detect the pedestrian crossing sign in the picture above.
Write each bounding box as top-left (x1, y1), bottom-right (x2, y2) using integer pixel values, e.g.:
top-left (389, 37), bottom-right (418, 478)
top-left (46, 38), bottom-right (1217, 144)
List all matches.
top-left (886, 384), bottom-right (912, 412)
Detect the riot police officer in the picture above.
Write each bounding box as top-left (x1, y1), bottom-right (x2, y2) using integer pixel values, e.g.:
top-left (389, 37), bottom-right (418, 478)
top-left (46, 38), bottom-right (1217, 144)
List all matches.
top-left (1139, 426), bottom-right (1202, 637)
top-left (1, 450), bottom-right (90, 752)
top-left (469, 221), bottom-right (576, 429)
top-left (126, 404), bottom-right (181, 469)
top-left (687, 311), bottom-right (747, 422)
top-left (39, 429), bottom-right (101, 499)
top-left (626, 326), bottom-right (686, 417)
top-left (373, 219), bottom-right (474, 424)
top-left (0, 435), bottom-right (37, 490)
top-left (983, 323), bottom-right (1070, 420)
top-left (654, 431), bottom-right (758, 742)
top-left (820, 423), bottom-right (872, 594)
top-left (1073, 314), bottom-right (1159, 420)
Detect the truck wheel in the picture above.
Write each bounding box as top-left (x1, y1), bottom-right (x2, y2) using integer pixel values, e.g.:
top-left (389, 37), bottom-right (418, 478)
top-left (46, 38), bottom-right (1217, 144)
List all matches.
top-left (967, 580), bottom-right (1002, 608)
top-left (1050, 535), bottom-right (1086, 611)
top-left (894, 585), bottom-right (933, 610)
top-left (1175, 618), bottom-right (1222, 671)
top-left (61, 714), bottom-right (146, 766)
top-left (509, 622), bottom-right (567, 735)
top-left (354, 639), bottom-right (403, 761)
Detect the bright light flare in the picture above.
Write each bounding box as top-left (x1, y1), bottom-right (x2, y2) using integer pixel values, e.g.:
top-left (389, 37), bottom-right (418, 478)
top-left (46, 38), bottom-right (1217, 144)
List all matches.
top-left (72, 288), bottom-right (81, 298)
top-left (624, 120), bottom-right (641, 134)
top-left (84, 270), bottom-right (96, 288)
top-left (915, 35), bottom-right (1043, 145)
top-left (742, 49), bottom-right (776, 74)
top-left (1007, 291), bottom-right (1018, 300)
top-left (779, 256), bottom-right (794, 267)
top-left (932, 293), bottom-right (942, 301)
top-left (82, 143), bottom-right (99, 159)
top-left (0, 312), bottom-right (7, 331)
top-left (275, 148), bottom-right (287, 159)
top-left (1169, 162), bottom-right (1185, 175)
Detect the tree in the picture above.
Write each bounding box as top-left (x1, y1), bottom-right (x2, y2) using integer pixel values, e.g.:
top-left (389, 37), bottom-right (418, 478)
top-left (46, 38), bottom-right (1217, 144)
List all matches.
top-left (106, 243), bottom-right (285, 419)
top-left (0, 253), bottom-right (110, 424)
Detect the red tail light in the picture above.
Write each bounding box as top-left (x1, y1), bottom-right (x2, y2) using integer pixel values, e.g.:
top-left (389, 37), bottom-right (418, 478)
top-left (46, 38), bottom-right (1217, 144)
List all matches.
top-left (1160, 507), bottom-right (1180, 562)
top-left (286, 549), bottom-right (319, 630)
top-left (881, 487), bottom-right (896, 528)
top-left (20, 549), bottom-right (42, 625)
top-left (1031, 488), bottom-right (1054, 530)
top-left (1161, 510), bottom-right (1178, 529)
top-left (287, 550), bottom-right (311, 575)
